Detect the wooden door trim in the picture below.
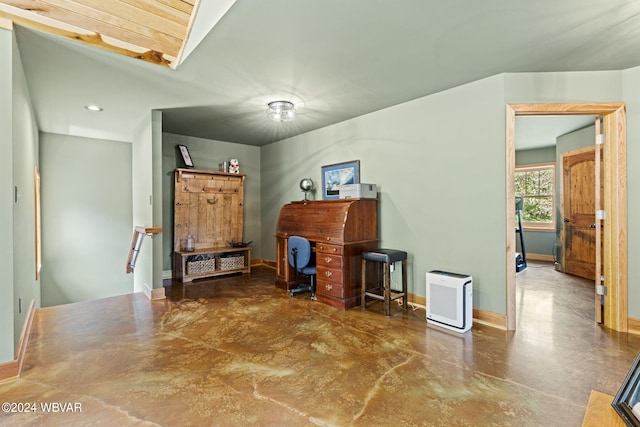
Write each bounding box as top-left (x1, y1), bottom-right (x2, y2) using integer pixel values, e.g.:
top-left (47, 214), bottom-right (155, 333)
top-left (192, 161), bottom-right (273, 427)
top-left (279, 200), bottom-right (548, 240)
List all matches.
top-left (506, 103), bottom-right (627, 331)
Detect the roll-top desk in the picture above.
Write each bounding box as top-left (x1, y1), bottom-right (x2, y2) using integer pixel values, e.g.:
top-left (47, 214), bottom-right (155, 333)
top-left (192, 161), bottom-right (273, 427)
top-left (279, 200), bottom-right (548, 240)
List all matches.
top-left (275, 199), bottom-right (378, 310)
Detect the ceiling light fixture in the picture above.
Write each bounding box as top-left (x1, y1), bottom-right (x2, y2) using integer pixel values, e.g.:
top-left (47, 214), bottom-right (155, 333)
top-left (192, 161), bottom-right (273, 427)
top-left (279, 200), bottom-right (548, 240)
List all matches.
top-left (267, 101), bottom-right (295, 122)
top-left (85, 104), bottom-right (103, 112)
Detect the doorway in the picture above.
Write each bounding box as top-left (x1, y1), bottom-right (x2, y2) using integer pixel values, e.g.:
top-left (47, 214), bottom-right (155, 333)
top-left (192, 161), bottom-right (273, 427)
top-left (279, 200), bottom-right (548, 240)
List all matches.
top-left (506, 103), bottom-right (627, 332)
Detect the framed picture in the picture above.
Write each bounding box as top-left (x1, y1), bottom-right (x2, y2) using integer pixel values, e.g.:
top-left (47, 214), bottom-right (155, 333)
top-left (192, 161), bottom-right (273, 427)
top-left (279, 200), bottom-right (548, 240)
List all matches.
top-left (612, 352), bottom-right (640, 426)
top-left (321, 160), bottom-right (360, 200)
top-left (178, 144), bottom-right (194, 168)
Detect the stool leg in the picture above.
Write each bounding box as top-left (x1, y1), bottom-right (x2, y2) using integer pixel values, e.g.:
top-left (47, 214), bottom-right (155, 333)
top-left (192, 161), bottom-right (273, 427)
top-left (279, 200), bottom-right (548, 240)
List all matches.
top-left (361, 258), bottom-right (366, 309)
top-left (384, 263), bottom-right (391, 317)
top-left (401, 260), bottom-right (408, 312)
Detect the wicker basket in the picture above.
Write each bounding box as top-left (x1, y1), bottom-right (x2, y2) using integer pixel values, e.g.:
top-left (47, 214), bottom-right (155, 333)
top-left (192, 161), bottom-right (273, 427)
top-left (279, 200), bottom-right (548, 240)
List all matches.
top-left (186, 258), bottom-right (216, 275)
top-left (218, 255), bottom-right (245, 271)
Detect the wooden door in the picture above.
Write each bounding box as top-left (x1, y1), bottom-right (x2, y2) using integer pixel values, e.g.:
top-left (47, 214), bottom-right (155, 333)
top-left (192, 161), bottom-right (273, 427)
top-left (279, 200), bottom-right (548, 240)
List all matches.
top-left (562, 146), bottom-right (602, 280)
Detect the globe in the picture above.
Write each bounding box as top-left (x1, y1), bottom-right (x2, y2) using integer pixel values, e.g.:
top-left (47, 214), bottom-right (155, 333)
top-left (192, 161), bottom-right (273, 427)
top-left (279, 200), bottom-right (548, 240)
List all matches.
top-left (299, 178), bottom-right (315, 200)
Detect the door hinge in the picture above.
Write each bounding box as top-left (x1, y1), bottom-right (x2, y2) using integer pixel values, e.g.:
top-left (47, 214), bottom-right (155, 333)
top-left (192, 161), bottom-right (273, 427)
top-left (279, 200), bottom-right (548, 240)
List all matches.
top-left (596, 285), bottom-right (607, 296)
top-left (596, 210), bottom-right (607, 220)
top-left (596, 134), bottom-right (606, 145)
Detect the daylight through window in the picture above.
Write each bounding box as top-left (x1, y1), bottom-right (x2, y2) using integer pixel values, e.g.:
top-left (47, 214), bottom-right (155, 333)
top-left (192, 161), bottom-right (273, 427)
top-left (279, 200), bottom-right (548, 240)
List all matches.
top-left (514, 162), bottom-right (555, 231)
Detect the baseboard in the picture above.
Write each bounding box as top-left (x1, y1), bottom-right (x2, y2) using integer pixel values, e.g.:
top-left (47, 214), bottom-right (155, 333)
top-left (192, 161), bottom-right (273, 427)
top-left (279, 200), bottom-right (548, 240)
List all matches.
top-left (407, 293), bottom-right (505, 330)
top-left (252, 258), bottom-right (276, 269)
top-left (0, 300), bottom-right (36, 382)
top-left (472, 308), bottom-right (507, 330)
top-left (142, 283), bottom-right (166, 300)
top-left (526, 253), bottom-right (555, 262)
top-left (162, 269), bottom-right (173, 280)
top-left (408, 293), bottom-right (426, 307)
top-left (628, 318), bottom-right (640, 335)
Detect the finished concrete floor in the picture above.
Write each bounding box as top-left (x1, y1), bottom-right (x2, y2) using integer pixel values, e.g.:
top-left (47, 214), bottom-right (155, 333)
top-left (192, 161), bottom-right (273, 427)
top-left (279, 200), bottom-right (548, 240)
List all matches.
top-left (0, 264), bottom-right (639, 426)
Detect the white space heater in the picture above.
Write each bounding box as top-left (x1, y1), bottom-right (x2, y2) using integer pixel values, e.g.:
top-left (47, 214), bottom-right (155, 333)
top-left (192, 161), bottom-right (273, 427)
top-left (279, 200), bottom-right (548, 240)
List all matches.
top-left (426, 270), bottom-right (473, 333)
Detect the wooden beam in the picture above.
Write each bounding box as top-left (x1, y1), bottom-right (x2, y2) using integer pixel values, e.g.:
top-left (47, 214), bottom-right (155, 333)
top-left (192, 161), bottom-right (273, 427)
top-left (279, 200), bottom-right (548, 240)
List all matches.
top-left (154, 0), bottom-right (194, 15)
top-left (116, 0), bottom-right (192, 26)
top-left (6, 0), bottom-right (183, 56)
top-left (0, 4), bottom-right (173, 66)
top-left (46, 0), bottom-right (188, 39)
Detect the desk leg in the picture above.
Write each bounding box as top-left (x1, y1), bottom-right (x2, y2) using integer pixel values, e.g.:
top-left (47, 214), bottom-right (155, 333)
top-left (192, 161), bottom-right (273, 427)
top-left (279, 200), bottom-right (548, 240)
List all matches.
top-left (361, 258), bottom-right (367, 309)
top-left (384, 263), bottom-right (391, 316)
top-left (401, 260), bottom-right (408, 311)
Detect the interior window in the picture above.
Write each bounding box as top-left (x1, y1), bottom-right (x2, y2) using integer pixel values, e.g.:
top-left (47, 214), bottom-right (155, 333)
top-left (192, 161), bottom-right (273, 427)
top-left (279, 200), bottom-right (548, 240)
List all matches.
top-left (514, 162), bottom-right (555, 231)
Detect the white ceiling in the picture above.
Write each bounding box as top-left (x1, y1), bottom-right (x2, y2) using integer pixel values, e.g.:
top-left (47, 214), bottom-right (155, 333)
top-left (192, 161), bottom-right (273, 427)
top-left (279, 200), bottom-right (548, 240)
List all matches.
top-left (515, 116), bottom-right (597, 150)
top-left (12, 0), bottom-right (640, 146)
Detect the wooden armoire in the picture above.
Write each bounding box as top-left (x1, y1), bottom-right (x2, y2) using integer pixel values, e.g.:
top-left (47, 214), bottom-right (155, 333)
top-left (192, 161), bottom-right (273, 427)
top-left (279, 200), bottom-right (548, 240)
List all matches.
top-left (172, 168), bottom-right (250, 282)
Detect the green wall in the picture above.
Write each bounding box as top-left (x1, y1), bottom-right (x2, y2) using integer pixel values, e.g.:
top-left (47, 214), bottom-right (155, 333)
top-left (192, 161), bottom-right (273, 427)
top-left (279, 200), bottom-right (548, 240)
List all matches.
top-left (161, 133), bottom-right (262, 272)
top-left (0, 27), bottom-right (15, 363)
top-left (131, 110), bottom-right (164, 292)
top-left (0, 27), bottom-right (41, 364)
top-left (260, 70), bottom-right (628, 316)
top-left (40, 133), bottom-right (133, 306)
top-left (11, 31), bottom-right (40, 347)
top-left (623, 65), bottom-right (640, 318)
top-left (261, 75), bottom-right (507, 313)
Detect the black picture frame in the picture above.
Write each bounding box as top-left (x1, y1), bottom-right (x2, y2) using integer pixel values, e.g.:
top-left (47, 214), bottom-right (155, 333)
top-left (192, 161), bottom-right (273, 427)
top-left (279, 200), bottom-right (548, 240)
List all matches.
top-left (612, 352), bottom-right (640, 426)
top-left (321, 160), bottom-right (360, 200)
top-left (178, 144), bottom-right (194, 168)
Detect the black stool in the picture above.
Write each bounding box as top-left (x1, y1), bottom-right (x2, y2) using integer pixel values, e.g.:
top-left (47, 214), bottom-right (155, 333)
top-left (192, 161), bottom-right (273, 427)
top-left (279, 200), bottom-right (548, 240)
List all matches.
top-left (361, 249), bottom-right (408, 316)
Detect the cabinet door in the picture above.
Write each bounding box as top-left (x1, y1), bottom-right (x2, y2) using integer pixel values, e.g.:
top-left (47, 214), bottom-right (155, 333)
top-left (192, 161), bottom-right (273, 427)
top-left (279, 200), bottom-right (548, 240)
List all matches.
top-left (197, 192), bottom-right (242, 246)
top-left (275, 237), bottom-right (293, 288)
top-left (174, 172), bottom-right (244, 251)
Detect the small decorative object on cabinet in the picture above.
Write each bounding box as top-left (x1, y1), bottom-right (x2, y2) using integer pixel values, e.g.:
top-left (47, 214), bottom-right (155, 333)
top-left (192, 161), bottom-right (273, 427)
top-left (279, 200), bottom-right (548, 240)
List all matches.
top-left (229, 159), bottom-right (240, 174)
top-left (178, 145), bottom-right (194, 168)
top-left (299, 178), bottom-right (315, 201)
top-left (173, 168), bottom-right (250, 282)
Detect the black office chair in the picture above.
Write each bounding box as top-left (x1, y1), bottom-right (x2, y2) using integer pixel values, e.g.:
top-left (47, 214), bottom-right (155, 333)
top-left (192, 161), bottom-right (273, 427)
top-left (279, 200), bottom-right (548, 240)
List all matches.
top-left (288, 236), bottom-right (316, 300)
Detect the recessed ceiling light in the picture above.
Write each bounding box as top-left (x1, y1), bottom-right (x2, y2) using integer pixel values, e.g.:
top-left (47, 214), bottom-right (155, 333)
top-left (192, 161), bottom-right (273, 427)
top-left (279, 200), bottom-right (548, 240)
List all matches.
top-left (85, 104), bottom-right (103, 112)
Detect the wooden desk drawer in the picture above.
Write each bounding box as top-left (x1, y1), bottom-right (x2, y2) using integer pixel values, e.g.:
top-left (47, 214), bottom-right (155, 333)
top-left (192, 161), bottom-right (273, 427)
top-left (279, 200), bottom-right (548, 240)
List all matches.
top-left (317, 279), bottom-right (344, 298)
top-left (318, 266), bottom-right (342, 284)
top-left (316, 243), bottom-right (342, 255)
top-left (317, 253), bottom-right (343, 270)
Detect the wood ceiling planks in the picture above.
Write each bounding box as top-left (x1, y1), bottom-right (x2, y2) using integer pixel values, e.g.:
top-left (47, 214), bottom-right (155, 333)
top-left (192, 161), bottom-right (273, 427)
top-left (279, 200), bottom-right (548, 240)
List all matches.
top-left (0, 0), bottom-right (198, 67)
